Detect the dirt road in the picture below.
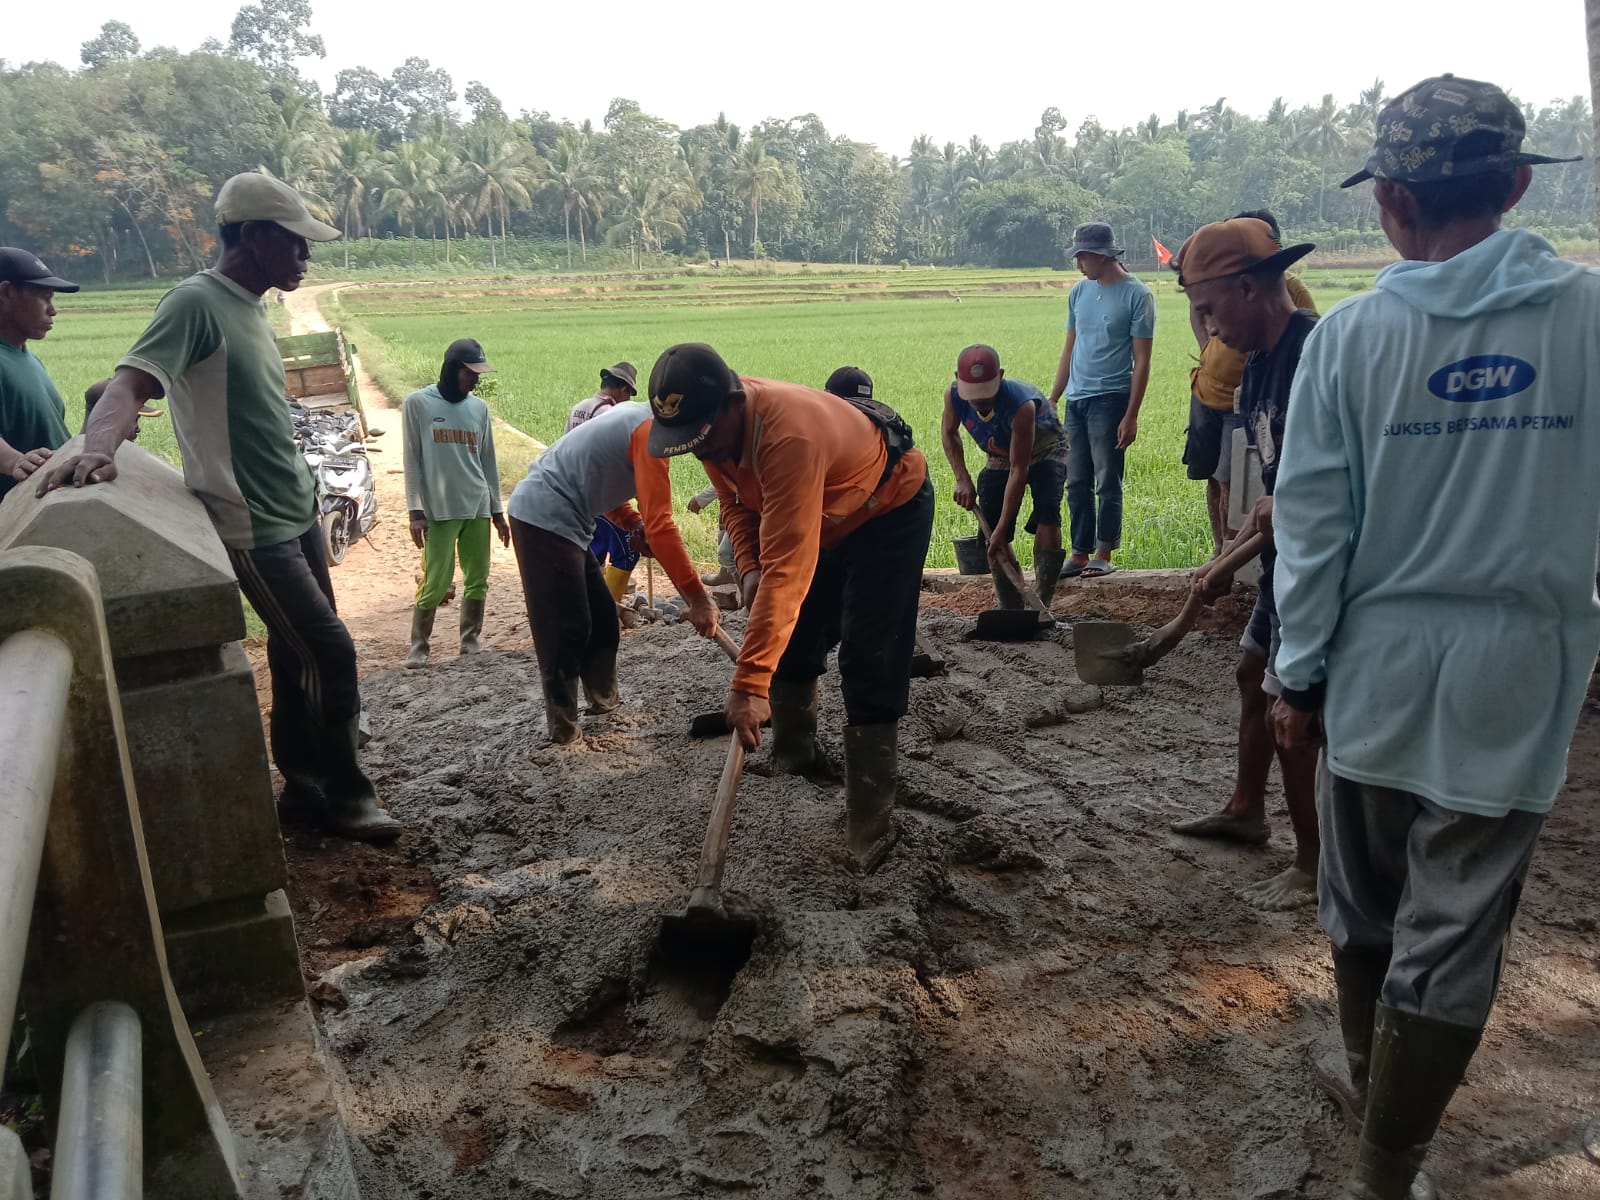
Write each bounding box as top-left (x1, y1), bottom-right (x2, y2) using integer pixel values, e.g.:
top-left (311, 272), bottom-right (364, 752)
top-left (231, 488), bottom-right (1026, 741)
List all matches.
top-left (275, 284), bottom-right (1600, 1199)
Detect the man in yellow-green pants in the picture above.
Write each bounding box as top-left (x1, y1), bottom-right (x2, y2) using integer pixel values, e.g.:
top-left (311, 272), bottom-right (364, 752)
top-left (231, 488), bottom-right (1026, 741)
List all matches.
top-left (402, 337), bottom-right (510, 667)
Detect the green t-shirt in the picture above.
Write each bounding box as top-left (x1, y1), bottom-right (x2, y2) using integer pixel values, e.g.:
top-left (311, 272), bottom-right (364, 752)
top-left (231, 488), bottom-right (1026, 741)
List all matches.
top-left (0, 340), bottom-right (70, 500)
top-left (121, 270), bottom-right (315, 549)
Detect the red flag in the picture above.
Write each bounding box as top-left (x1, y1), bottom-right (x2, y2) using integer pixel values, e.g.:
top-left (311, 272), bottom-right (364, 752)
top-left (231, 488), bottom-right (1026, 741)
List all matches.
top-left (1152, 236), bottom-right (1173, 266)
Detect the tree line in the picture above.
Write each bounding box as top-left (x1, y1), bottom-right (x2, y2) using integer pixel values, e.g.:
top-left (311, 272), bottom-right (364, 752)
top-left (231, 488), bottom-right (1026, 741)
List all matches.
top-left (3, 0), bottom-right (1595, 282)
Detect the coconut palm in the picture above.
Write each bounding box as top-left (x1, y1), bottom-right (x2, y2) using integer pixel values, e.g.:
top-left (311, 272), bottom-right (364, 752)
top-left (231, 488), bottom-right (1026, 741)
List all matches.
top-left (730, 137), bottom-right (783, 258)
top-left (378, 141), bottom-right (444, 263)
top-left (458, 126), bottom-right (539, 267)
top-left (608, 170), bottom-right (691, 268)
top-left (1296, 94), bottom-right (1350, 222)
top-left (543, 131), bottom-right (599, 266)
top-left (330, 129), bottom-right (390, 269)
top-left (262, 91), bottom-right (338, 218)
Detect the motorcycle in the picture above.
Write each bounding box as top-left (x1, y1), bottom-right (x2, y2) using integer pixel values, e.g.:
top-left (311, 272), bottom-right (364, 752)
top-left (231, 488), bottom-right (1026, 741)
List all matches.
top-left (290, 403), bottom-right (379, 566)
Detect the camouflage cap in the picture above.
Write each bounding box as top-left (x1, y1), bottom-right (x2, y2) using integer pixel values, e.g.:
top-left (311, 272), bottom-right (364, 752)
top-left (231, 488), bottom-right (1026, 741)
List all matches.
top-left (1341, 74), bottom-right (1581, 189)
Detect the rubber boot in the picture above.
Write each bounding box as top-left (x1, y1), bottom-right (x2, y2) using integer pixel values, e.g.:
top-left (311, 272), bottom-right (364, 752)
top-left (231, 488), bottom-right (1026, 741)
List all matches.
top-left (1315, 947), bottom-right (1390, 1130)
top-left (1035, 548), bottom-right (1066, 610)
top-left (768, 678), bottom-right (839, 782)
top-left (603, 564), bottom-right (632, 602)
top-left (990, 564), bottom-right (1025, 610)
top-left (844, 723), bottom-right (899, 870)
top-left (459, 597), bottom-right (486, 655)
top-left (543, 675), bottom-right (582, 745)
top-left (580, 649), bottom-right (621, 715)
top-left (700, 565), bottom-right (737, 588)
top-left (1341, 1005), bottom-right (1482, 1200)
top-left (270, 704), bottom-right (326, 828)
top-left (317, 716), bottom-right (402, 843)
top-left (402, 606), bottom-right (435, 669)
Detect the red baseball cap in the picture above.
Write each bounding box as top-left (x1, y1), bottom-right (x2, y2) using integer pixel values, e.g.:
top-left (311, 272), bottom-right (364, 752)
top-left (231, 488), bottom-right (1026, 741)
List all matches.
top-left (955, 344), bottom-right (1003, 404)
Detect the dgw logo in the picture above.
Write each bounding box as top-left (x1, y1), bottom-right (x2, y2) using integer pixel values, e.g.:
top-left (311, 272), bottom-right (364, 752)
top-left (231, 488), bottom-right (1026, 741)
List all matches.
top-left (1427, 355), bottom-right (1537, 403)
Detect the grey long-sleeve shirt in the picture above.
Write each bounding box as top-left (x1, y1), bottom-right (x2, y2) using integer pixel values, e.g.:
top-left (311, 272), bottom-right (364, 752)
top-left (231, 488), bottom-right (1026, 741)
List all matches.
top-left (401, 384), bottom-right (503, 520)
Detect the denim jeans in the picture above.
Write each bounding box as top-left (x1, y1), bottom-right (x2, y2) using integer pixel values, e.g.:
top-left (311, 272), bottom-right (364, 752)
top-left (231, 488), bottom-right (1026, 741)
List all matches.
top-left (1064, 391), bottom-right (1129, 554)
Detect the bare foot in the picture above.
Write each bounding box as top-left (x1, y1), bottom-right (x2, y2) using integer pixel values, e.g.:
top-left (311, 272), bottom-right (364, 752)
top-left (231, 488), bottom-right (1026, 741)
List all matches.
top-left (1240, 865), bottom-right (1317, 911)
top-left (1170, 810), bottom-right (1270, 845)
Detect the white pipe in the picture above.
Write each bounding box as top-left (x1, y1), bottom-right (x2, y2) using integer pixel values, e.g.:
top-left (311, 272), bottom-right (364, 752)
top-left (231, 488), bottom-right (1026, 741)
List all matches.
top-left (51, 1002), bottom-right (142, 1200)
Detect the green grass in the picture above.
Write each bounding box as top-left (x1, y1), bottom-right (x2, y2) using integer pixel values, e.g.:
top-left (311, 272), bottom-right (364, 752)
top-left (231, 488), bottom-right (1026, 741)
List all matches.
top-left (28, 268), bottom-right (1374, 577)
top-left (332, 269), bottom-right (1368, 569)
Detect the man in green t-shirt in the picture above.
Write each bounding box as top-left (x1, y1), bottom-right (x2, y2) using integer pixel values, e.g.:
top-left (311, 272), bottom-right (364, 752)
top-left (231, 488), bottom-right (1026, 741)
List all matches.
top-left (40, 173), bottom-right (401, 844)
top-left (0, 248), bottom-right (78, 500)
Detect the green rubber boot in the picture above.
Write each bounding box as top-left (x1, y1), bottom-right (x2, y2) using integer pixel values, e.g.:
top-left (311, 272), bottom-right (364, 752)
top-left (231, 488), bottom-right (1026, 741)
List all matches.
top-left (316, 716), bottom-right (402, 843)
top-left (843, 722), bottom-right (899, 871)
top-left (580, 649), bottom-right (621, 715)
top-left (1315, 947), bottom-right (1390, 1130)
top-left (403, 606), bottom-right (435, 669)
top-left (543, 675), bottom-right (582, 745)
top-left (1035, 548), bottom-right (1067, 610)
top-left (1340, 1005), bottom-right (1482, 1200)
top-left (768, 678), bottom-right (839, 782)
top-left (458, 597), bottom-right (486, 655)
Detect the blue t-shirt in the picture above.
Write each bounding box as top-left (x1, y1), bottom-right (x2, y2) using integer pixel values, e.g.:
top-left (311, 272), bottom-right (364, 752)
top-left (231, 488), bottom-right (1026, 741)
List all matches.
top-left (949, 377), bottom-right (1061, 462)
top-left (1065, 276), bottom-right (1156, 400)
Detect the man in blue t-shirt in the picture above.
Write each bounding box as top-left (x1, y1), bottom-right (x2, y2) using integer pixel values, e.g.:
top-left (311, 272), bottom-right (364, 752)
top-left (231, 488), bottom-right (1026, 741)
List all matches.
top-left (1045, 223), bottom-right (1156, 577)
top-left (940, 343), bottom-right (1067, 608)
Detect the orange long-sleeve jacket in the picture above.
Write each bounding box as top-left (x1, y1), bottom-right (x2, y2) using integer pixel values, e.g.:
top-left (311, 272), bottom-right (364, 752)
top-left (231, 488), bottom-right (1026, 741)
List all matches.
top-left (703, 377), bottom-right (927, 698)
top-left (601, 420), bottom-right (706, 603)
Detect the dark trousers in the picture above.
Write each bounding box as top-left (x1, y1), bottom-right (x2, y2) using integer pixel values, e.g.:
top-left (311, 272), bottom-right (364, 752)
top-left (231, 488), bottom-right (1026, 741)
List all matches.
top-left (228, 523), bottom-right (360, 728)
top-left (511, 517), bottom-right (619, 684)
top-left (773, 473), bottom-right (935, 726)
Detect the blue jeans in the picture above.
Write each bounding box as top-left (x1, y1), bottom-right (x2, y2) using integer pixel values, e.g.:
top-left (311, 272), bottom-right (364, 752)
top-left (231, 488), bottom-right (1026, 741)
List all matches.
top-left (1064, 392), bottom-right (1129, 554)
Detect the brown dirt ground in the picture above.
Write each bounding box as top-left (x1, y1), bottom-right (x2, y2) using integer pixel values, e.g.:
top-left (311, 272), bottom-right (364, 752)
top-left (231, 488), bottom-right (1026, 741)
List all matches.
top-left (262, 285), bottom-right (1600, 1200)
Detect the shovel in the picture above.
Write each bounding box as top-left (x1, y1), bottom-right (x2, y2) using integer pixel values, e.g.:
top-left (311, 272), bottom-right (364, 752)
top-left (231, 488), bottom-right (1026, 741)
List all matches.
top-left (657, 731), bottom-right (761, 962)
top-left (1074, 530), bottom-right (1267, 685)
top-left (967, 509), bottom-right (1056, 642)
top-left (688, 628), bottom-right (773, 738)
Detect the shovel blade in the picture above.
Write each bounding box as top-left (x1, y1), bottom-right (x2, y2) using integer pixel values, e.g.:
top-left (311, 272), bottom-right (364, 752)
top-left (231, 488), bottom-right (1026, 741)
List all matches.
top-left (1073, 620), bottom-right (1146, 685)
top-left (968, 608), bottom-right (1050, 642)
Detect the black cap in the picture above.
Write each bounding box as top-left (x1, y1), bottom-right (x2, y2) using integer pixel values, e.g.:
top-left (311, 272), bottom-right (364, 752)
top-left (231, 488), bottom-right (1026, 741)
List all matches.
top-left (1342, 74), bottom-right (1582, 188)
top-left (443, 338), bottom-right (493, 373)
top-left (824, 366), bottom-right (873, 401)
top-left (0, 248), bottom-right (79, 293)
top-left (646, 343), bottom-right (738, 458)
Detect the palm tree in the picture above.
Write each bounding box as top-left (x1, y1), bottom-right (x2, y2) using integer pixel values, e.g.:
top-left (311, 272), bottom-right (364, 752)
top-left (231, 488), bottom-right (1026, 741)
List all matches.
top-left (543, 131), bottom-right (599, 266)
top-left (608, 171), bottom-right (691, 268)
top-left (263, 91), bottom-right (338, 218)
top-left (458, 126), bottom-right (539, 267)
top-left (330, 129), bottom-right (390, 269)
top-left (378, 141), bottom-right (443, 263)
top-left (1296, 94), bottom-right (1349, 223)
top-left (730, 137), bottom-right (783, 258)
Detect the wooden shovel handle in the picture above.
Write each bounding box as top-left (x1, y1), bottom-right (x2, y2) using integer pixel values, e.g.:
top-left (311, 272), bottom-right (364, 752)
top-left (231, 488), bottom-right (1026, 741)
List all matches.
top-left (1146, 531), bottom-right (1268, 652)
top-left (972, 508), bottom-right (1049, 615)
top-left (712, 627), bottom-right (740, 663)
top-left (693, 732), bottom-right (746, 893)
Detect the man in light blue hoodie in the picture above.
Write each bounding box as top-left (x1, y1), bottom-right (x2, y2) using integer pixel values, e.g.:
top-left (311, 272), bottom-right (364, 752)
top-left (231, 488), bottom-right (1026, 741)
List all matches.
top-left (1269, 75), bottom-right (1595, 1200)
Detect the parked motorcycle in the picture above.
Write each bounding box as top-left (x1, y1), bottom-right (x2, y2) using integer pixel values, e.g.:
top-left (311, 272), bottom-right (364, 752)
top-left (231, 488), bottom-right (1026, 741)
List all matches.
top-left (289, 403), bottom-right (379, 565)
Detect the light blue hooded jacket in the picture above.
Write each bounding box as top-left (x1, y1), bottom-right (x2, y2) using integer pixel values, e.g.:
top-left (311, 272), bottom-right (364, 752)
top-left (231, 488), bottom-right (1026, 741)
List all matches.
top-left (1273, 229), bottom-right (1600, 817)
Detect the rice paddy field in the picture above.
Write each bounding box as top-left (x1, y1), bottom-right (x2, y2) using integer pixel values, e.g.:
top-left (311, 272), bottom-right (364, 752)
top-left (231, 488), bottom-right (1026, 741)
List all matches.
top-left (35, 267), bottom-right (1373, 569)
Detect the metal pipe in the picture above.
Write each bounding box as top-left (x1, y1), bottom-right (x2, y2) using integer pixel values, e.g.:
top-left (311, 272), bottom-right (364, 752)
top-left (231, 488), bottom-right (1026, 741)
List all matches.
top-left (0, 630), bottom-right (73, 1084)
top-left (51, 1002), bottom-right (142, 1200)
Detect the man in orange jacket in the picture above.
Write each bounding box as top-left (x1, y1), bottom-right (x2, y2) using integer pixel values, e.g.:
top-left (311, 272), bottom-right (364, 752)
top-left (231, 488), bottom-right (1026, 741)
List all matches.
top-left (647, 343), bottom-right (934, 869)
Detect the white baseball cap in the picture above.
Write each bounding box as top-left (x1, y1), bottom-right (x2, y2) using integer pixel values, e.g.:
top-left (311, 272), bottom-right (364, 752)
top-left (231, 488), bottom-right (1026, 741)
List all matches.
top-left (214, 172), bottom-right (341, 242)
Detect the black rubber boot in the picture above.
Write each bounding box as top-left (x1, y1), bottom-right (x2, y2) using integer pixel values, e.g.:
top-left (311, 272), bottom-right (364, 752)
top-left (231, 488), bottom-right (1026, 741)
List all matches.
top-left (317, 716), bottom-right (402, 843)
top-left (843, 723), bottom-right (898, 871)
top-left (1035, 548), bottom-right (1066, 610)
top-left (403, 606), bottom-right (435, 669)
top-left (580, 649), bottom-right (621, 715)
top-left (458, 598), bottom-right (486, 655)
top-left (270, 705), bottom-right (326, 829)
top-left (768, 678), bottom-right (839, 782)
top-left (543, 675), bottom-right (582, 745)
top-left (1315, 946), bottom-right (1391, 1130)
top-left (1341, 1004), bottom-right (1483, 1199)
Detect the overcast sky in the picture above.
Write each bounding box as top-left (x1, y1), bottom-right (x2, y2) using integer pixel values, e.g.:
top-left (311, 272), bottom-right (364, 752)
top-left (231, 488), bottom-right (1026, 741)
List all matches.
top-left (11, 1), bottom-right (1595, 155)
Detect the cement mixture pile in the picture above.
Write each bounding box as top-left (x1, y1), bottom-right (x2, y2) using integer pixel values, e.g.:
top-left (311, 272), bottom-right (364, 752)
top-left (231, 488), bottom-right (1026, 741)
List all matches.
top-left (309, 607), bottom-right (1600, 1199)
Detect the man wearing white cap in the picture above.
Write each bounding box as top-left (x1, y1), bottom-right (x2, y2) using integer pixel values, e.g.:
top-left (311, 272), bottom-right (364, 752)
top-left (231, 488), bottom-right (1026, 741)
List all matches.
top-left (40, 172), bottom-right (401, 844)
